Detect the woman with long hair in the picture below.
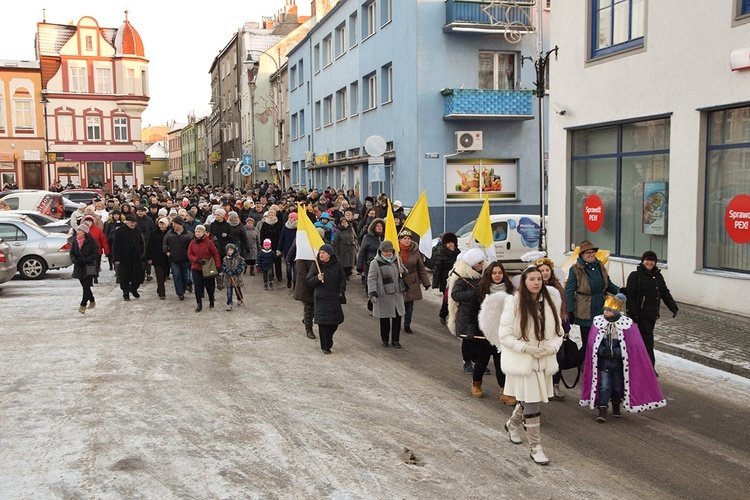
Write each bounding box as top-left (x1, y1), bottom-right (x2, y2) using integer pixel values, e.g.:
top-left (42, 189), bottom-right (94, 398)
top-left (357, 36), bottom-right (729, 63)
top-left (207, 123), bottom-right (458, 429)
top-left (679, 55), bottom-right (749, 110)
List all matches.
top-left (499, 266), bottom-right (563, 465)
top-left (476, 261), bottom-right (516, 404)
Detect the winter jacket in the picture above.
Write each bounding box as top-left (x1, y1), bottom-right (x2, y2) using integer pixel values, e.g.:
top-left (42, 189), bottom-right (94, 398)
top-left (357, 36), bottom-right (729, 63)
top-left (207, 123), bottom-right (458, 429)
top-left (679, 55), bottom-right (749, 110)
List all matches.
top-left (163, 228), bottom-right (194, 263)
top-left (257, 249), bottom-right (276, 271)
top-left (69, 233), bottom-right (99, 280)
top-left (146, 227), bottom-right (170, 268)
top-left (478, 289), bottom-right (511, 348)
top-left (565, 256), bottom-right (620, 326)
top-left (209, 219), bottom-right (232, 257)
top-left (222, 248), bottom-right (245, 288)
top-left (227, 221), bottom-right (251, 257)
top-left (277, 222), bottom-right (297, 259)
top-left (112, 225), bottom-right (144, 263)
top-left (187, 234), bottom-right (220, 272)
top-left (448, 259), bottom-right (482, 338)
top-left (333, 223), bottom-right (357, 270)
top-left (357, 218), bottom-right (385, 273)
top-left (399, 240), bottom-right (431, 303)
top-left (259, 219), bottom-right (282, 250)
top-left (357, 216), bottom-right (376, 244)
top-left (135, 214), bottom-right (155, 238)
top-left (88, 223), bottom-right (110, 256)
top-left (432, 244), bottom-right (461, 291)
top-left (367, 251), bottom-right (408, 319)
top-left (625, 264), bottom-right (678, 321)
top-left (306, 255), bottom-right (346, 326)
top-left (314, 220), bottom-right (335, 243)
top-left (294, 258), bottom-right (315, 303)
top-left (244, 226), bottom-right (260, 260)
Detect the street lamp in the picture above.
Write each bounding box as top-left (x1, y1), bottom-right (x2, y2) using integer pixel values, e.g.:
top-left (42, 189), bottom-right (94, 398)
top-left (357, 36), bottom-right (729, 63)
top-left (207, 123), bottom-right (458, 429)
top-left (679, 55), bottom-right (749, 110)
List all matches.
top-left (246, 49), bottom-right (285, 191)
top-left (40, 91), bottom-right (52, 188)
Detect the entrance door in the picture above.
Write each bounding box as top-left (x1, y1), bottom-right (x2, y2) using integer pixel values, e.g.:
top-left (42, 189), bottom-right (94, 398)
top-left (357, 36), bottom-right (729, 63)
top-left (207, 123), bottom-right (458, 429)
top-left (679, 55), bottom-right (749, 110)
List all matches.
top-left (23, 163), bottom-right (43, 189)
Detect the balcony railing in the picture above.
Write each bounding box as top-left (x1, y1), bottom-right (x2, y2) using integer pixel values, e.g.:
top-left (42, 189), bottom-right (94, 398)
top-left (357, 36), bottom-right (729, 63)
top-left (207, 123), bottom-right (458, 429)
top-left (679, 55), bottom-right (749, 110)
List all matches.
top-left (444, 0), bottom-right (535, 36)
top-left (442, 88), bottom-right (534, 120)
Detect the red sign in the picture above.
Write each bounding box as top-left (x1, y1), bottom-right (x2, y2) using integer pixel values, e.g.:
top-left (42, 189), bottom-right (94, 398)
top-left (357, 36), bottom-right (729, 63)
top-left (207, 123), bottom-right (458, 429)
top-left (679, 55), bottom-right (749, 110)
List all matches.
top-left (725, 194), bottom-right (750, 244)
top-left (583, 195), bottom-right (604, 232)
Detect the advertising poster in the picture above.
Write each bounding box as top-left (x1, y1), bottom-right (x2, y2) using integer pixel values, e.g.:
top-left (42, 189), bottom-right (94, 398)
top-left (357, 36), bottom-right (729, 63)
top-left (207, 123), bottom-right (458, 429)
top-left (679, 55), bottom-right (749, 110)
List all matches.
top-left (446, 158), bottom-right (517, 201)
top-left (643, 182), bottom-right (667, 235)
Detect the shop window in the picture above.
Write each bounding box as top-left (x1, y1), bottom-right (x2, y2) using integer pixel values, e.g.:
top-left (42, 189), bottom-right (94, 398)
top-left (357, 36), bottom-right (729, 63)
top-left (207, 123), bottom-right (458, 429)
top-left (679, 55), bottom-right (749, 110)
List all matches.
top-left (704, 106), bottom-right (750, 273)
top-left (570, 118), bottom-right (670, 259)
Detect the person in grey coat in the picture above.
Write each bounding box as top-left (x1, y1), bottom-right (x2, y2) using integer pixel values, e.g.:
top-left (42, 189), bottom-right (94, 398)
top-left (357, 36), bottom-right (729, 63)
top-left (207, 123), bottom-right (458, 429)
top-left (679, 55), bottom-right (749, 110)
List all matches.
top-left (243, 217), bottom-right (260, 275)
top-left (333, 217), bottom-right (358, 277)
top-left (306, 244), bottom-right (346, 354)
top-left (368, 240), bottom-right (408, 348)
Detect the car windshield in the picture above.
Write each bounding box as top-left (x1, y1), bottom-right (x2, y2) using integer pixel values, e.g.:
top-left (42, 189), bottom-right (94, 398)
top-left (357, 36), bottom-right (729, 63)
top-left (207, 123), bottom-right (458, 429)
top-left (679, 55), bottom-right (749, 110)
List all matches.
top-left (455, 219), bottom-right (477, 238)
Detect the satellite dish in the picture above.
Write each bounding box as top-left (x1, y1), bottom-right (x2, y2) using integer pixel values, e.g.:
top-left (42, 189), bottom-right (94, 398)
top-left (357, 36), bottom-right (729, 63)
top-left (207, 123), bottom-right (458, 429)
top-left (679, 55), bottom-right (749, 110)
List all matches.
top-left (364, 135), bottom-right (387, 157)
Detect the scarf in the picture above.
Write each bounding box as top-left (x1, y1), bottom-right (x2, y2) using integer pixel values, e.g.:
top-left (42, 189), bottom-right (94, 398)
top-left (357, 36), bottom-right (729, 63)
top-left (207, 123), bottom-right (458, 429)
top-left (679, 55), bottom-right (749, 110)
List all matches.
top-left (489, 282), bottom-right (506, 294)
top-left (399, 242), bottom-right (410, 262)
top-left (286, 220), bottom-right (298, 229)
top-left (76, 235), bottom-right (85, 249)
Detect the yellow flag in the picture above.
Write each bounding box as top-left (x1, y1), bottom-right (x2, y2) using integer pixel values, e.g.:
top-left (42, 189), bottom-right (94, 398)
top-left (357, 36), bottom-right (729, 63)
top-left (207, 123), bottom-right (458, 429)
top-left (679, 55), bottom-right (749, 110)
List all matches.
top-left (295, 203), bottom-right (325, 260)
top-left (384, 199), bottom-right (400, 249)
top-left (403, 191), bottom-right (433, 258)
top-left (471, 197), bottom-right (496, 260)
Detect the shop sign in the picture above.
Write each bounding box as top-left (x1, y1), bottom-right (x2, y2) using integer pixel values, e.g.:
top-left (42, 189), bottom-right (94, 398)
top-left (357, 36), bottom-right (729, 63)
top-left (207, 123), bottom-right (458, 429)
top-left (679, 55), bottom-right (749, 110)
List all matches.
top-left (583, 194), bottom-right (604, 232)
top-left (725, 194), bottom-right (750, 244)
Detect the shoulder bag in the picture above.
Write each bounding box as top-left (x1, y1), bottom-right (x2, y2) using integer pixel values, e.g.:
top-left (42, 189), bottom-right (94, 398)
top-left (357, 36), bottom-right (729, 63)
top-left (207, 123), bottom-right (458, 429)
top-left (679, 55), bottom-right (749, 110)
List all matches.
top-left (201, 258), bottom-right (218, 278)
top-left (556, 337), bottom-right (581, 388)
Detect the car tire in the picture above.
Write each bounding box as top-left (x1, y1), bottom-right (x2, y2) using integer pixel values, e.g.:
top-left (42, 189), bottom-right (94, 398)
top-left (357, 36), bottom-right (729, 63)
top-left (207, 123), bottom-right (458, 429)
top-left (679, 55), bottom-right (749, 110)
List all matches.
top-left (18, 256), bottom-right (48, 280)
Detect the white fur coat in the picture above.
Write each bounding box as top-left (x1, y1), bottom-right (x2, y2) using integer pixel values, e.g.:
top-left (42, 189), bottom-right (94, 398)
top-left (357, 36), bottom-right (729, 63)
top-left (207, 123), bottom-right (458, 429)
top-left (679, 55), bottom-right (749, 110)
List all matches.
top-left (477, 290), bottom-right (509, 348)
top-left (446, 259), bottom-right (482, 336)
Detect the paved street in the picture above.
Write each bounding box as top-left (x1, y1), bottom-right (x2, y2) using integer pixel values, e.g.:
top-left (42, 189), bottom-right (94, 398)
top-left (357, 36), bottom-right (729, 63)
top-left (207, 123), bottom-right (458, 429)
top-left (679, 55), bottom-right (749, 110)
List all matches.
top-left (1, 268), bottom-right (749, 499)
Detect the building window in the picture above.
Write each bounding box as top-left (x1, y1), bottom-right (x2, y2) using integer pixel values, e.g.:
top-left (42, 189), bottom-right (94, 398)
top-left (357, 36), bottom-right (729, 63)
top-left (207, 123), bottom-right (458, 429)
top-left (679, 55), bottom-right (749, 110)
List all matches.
top-left (314, 101), bottom-right (322, 129)
top-left (114, 116), bottom-right (128, 142)
top-left (290, 65), bottom-right (298, 89)
top-left (335, 22), bottom-right (346, 58)
top-left (590, 0), bottom-right (645, 59)
top-left (478, 51), bottom-right (516, 90)
top-left (323, 95), bottom-right (333, 126)
top-left (298, 59), bottom-right (305, 83)
top-left (570, 118), bottom-right (670, 260)
top-left (743, 0), bottom-right (750, 15)
top-left (336, 87), bottom-right (348, 121)
top-left (363, 1), bottom-right (377, 39)
top-left (364, 73), bottom-right (377, 111)
top-left (381, 0), bottom-right (392, 25)
top-left (13, 99), bottom-right (32, 129)
top-left (350, 81), bottom-right (359, 116)
top-left (85, 36), bottom-right (93, 51)
top-left (349, 11), bottom-right (359, 48)
top-left (314, 44), bottom-right (321, 73)
top-left (86, 115), bottom-right (102, 141)
top-left (381, 63), bottom-right (392, 103)
top-left (299, 109), bottom-right (305, 138)
top-left (323, 35), bottom-right (333, 67)
top-left (291, 112), bottom-right (298, 139)
top-left (58, 114), bottom-right (74, 142)
top-left (95, 68), bottom-right (112, 94)
top-left (141, 70), bottom-right (147, 95)
top-left (71, 66), bottom-right (87, 92)
top-left (705, 106), bottom-right (750, 273)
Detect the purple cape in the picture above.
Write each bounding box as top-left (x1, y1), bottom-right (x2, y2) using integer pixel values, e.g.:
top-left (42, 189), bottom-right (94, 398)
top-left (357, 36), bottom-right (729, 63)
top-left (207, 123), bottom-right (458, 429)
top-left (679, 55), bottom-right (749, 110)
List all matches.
top-left (580, 315), bottom-right (666, 413)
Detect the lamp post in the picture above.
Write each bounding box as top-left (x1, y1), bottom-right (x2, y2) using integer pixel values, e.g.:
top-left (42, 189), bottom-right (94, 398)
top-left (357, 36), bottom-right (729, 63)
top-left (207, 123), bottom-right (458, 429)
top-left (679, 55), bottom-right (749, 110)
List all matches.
top-left (40, 91), bottom-right (52, 188)
top-left (521, 4), bottom-right (557, 254)
top-left (246, 49), bottom-right (284, 192)
top-left (209, 94), bottom-right (234, 186)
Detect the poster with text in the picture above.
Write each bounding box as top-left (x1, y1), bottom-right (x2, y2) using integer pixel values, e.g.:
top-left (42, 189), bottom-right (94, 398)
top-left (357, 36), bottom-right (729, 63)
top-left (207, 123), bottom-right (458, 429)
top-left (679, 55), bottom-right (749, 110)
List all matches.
top-left (446, 158), bottom-right (517, 201)
top-left (643, 182), bottom-right (667, 235)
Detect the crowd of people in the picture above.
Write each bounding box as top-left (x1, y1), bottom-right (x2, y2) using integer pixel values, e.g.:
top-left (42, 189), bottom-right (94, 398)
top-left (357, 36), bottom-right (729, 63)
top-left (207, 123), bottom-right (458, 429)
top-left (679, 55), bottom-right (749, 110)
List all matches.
top-left (63, 181), bottom-right (675, 466)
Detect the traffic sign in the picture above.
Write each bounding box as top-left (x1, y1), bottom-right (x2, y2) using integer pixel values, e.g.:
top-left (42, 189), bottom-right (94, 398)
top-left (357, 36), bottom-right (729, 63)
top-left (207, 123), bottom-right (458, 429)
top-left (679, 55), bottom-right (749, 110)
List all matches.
top-left (243, 154), bottom-right (252, 166)
top-left (241, 165), bottom-right (253, 177)
top-left (369, 165), bottom-right (384, 183)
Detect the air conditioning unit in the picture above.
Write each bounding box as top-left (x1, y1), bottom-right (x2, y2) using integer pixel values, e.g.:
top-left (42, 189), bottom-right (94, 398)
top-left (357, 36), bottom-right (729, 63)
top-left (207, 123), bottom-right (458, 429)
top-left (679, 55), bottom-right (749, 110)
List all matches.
top-left (456, 131), bottom-right (483, 152)
top-left (304, 151), bottom-right (315, 163)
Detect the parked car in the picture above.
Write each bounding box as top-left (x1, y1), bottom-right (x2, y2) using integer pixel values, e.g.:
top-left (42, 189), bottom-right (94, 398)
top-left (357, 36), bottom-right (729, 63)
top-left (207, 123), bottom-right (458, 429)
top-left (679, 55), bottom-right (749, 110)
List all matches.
top-left (0, 238), bottom-right (16, 285)
top-left (0, 189), bottom-right (66, 219)
top-left (428, 214), bottom-right (546, 273)
top-left (0, 210), bottom-right (72, 233)
top-left (0, 214), bottom-right (72, 279)
top-left (62, 197), bottom-right (84, 217)
top-left (61, 188), bottom-right (106, 205)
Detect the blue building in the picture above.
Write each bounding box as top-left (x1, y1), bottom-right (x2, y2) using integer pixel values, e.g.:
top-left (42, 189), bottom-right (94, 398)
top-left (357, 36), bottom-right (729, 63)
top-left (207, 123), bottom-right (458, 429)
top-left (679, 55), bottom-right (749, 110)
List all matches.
top-left (286, 0), bottom-right (550, 232)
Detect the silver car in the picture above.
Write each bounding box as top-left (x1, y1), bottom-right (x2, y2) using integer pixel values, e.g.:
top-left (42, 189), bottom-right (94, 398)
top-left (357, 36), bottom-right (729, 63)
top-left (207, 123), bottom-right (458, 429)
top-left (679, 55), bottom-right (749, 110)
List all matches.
top-left (0, 214), bottom-right (73, 279)
top-left (0, 238), bottom-right (15, 285)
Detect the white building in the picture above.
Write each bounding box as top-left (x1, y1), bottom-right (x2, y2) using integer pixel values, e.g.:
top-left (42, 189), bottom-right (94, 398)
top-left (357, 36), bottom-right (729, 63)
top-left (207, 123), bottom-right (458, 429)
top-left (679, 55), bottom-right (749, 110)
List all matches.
top-left (548, 0), bottom-right (750, 317)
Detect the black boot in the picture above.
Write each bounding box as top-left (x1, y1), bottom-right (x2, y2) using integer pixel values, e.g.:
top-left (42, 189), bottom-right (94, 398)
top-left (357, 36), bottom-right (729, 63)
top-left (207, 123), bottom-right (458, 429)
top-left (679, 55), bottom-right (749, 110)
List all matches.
top-left (195, 301), bottom-right (202, 313)
top-left (209, 297), bottom-right (215, 308)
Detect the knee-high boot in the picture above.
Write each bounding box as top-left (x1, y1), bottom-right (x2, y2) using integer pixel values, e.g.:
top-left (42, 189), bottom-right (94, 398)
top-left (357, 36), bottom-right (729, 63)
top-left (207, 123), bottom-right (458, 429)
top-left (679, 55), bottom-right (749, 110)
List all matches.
top-left (504, 403), bottom-right (524, 444)
top-left (524, 415), bottom-right (549, 465)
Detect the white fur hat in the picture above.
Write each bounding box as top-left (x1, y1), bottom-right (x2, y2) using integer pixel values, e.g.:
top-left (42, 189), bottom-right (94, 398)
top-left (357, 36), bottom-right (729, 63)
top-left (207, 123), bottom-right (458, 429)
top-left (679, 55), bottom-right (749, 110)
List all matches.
top-left (461, 248), bottom-right (486, 267)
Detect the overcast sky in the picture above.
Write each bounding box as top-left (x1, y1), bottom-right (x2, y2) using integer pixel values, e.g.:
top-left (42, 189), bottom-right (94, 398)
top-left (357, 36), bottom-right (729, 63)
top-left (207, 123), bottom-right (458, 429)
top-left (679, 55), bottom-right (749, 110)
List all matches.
top-left (0, 0), bottom-right (309, 127)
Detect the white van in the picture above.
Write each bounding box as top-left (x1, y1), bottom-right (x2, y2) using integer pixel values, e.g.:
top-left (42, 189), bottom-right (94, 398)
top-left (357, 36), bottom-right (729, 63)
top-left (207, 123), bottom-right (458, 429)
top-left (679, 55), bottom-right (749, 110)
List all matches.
top-left (435, 214), bottom-right (545, 273)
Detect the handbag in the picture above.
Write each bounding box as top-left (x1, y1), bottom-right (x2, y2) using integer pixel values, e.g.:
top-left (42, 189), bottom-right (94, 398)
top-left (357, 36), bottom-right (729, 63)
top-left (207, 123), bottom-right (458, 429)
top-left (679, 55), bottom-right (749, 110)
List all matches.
top-left (557, 337), bottom-right (582, 388)
top-left (85, 264), bottom-right (98, 277)
top-left (201, 258), bottom-right (218, 278)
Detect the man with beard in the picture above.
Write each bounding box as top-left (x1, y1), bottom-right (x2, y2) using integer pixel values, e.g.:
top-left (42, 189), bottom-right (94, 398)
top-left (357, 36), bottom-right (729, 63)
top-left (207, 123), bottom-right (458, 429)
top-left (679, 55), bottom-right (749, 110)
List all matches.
top-left (259, 209), bottom-right (283, 282)
top-left (112, 214), bottom-right (145, 301)
top-left (209, 208), bottom-right (232, 259)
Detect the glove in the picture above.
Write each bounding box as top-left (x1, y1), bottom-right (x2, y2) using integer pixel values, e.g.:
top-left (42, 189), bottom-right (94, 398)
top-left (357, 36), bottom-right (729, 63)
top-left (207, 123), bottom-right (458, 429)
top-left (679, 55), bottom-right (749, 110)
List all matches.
top-left (541, 346), bottom-right (557, 357)
top-left (524, 346), bottom-right (544, 357)
top-left (568, 312), bottom-right (576, 324)
top-left (197, 259), bottom-right (206, 265)
top-left (465, 331), bottom-right (475, 340)
top-left (226, 270), bottom-right (233, 276)
top-left (424, 284), bottom-right (430, 291)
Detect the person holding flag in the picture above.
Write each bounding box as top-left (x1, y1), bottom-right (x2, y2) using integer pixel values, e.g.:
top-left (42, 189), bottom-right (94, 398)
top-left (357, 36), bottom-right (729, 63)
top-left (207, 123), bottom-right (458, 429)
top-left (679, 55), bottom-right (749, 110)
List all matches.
top-left (294, 202), bottom-right (326, 340)
top-left (399, 192), bottom-right (434, 333)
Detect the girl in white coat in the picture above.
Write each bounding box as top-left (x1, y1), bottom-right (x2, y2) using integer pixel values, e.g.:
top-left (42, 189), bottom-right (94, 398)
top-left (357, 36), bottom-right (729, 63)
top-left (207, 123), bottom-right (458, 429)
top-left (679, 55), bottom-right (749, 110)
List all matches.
top-left (499, 266), bottom-right (563, 465)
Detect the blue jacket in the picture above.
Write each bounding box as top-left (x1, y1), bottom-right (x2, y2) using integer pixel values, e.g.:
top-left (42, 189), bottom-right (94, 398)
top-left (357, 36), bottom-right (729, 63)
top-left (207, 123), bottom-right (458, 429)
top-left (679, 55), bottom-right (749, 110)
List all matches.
top-left (257, 248), bottom-right (276, 271)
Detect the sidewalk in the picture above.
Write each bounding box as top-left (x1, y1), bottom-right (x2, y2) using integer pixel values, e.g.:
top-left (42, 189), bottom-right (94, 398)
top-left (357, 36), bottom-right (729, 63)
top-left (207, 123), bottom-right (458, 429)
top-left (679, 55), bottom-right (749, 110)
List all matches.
top-left (653, 302), bottom-right (750, 379)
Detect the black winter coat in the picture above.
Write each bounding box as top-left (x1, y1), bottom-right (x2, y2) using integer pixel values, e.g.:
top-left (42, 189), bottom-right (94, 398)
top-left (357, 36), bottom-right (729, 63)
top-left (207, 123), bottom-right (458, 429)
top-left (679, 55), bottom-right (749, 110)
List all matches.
top-left (210, 220), bottom-right (233, 256)
top-left (306, 255), bottom-right (346, 326)
top-left (432, 245), bottom-right (461, 291)
top-left (146, 228), bottom-right (170, 268)
top-left (451, 274), bottom-right (481, 338)
top-left (260, 220), bottom-right (282, 251)
top-left (625, 264), bottom-right (678, 321)
top-left (356, 218), bottom-right (384, 273)
top-left (70, 234), bottom-right (99, 280)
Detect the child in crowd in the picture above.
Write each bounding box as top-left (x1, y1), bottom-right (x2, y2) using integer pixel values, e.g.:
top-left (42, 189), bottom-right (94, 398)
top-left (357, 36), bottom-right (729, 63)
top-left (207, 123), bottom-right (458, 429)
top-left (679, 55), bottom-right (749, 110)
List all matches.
top-left (257, 238), bottom-right (276, 290)
top-left (222, 243), bottom-right (245, 311)
top-left (580, 293), bottom-right (666, 423)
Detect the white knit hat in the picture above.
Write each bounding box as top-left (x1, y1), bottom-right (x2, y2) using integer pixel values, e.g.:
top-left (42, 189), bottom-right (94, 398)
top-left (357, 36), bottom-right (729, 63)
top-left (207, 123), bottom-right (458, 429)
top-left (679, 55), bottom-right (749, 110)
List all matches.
top-left (461, 248), bottom-right (486, 267)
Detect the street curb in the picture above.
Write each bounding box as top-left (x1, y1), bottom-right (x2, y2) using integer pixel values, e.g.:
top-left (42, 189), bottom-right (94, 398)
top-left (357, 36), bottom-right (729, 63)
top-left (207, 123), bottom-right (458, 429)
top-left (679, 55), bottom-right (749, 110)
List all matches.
top-left (655, 341), bottom-right (750, 379)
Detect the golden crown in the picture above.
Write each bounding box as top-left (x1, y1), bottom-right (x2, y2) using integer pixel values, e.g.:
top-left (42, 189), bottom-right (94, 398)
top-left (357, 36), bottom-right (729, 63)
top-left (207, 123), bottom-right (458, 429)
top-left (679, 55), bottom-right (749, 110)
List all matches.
top-left (603, 294), bottom-right (626, 313)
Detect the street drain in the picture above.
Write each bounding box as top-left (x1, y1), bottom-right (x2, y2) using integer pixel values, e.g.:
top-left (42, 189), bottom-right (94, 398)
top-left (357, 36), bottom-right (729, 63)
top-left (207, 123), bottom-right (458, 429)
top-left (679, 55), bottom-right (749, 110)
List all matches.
top-left (238, 329), bottom-right (283, 339)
